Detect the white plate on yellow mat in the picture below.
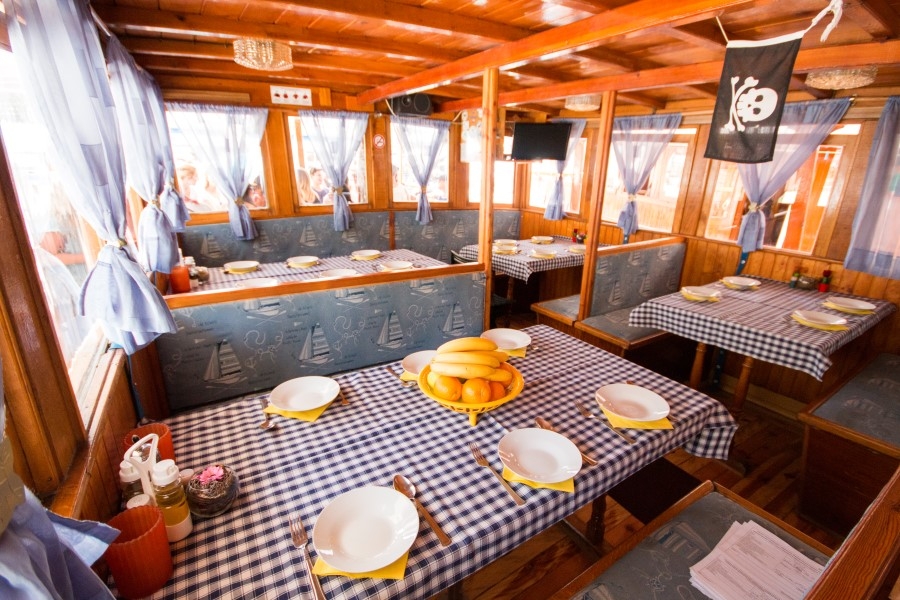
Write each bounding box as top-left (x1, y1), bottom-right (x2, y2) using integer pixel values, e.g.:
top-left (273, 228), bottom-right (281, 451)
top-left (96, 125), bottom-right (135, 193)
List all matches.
top-left (287, 256), bottom-right (318, 268)
top-left (236, 277), bottom-right (278, 288)
top-left (379, 260), bottom-right (413, 272)
top-left (401, 350), bottom-right (437, 375)
top-left (498, 428), bottom-right (581, 484)
top-left (223, 260), bottom-right (260, 274)
top-left (317, 269), bottom-right (357, 280)
top-left (313, 487), bottom-right (418, 573)
top-left (567, 244), bottom-right (586, 254)
top-left (681, 286), bottom-right (721, 301)
top-left (351, 249), bottom-right (382, 260)
top-left (493, 245), bottom-right (518, 255)
top-left (595, 383), bottom-right (670, 422)
top-left (825, 296), bottom-right (875, 312)
top-left (494, 239), bottom-right (518, 246)
top-left (269, 376), bottom-right (340, 411)
top-left (721, 276), bottom-right (760, 289)
top-left (481, 328), bottom-right (531, 350)
top-left (792, 310), bottom-right (847, 327)
top-left (530, 249), bottom-right (557, 259)
top-left (530, 236), bottom-right (554, 244)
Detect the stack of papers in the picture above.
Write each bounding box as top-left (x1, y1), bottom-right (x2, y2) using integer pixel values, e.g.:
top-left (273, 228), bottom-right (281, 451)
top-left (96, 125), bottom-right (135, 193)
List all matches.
top-left (690, 521), bottom-right (824, 600)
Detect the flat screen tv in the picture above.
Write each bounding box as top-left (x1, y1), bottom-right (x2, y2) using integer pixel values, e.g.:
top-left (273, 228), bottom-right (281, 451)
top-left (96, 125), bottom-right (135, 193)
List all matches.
top-left (510, 122), bottom-right (572, 161)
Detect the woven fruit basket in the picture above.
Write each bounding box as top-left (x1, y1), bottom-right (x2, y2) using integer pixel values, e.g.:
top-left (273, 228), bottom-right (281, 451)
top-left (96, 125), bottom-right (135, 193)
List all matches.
top-left (417, 362), bottom-right (525, 426)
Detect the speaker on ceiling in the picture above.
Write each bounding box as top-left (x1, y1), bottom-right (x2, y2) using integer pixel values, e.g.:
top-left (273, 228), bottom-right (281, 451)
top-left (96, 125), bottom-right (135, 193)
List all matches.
top-left (388, 93), bottom-right (433, 116)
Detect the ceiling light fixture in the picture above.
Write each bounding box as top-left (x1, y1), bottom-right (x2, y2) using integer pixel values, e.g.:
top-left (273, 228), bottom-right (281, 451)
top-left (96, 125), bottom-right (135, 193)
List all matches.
top-left (805, 66), bottom-right (877, 90)
top-left (233, 38), bottom-right (293, 72)
top-left (564, 94), bottom-right (601, 112)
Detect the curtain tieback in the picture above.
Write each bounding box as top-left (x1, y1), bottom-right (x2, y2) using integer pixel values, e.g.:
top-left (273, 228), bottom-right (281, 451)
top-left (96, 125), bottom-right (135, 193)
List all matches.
top-left (106, 239), bottom-right (127, 248)
top-left (234, 197), bottom-right (244, 206)
top-left (627, 193), bottom-right (636, 202)
top-left (420, 186), bottom-right (428, 194)
top-left (331, 186), bottom-right (345, 194)
top-left (150, 197), bottom-right (162, 208)
top-left (747, 202), bottom-right (760, 213)
top-left (164, 178), bottom-right (175, 191)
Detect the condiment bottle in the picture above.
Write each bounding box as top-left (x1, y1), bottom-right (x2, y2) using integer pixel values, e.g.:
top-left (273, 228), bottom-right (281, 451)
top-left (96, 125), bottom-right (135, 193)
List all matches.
top-left (151, 459), bottom-right (193, 542)
top-left (119, 460), bottom-right (144, 507)
top-left (170, 253), bottom-right (191, 294)
top-left (789, 271), bottom-right (800, 288)
top-left (572, 228), bottom-right (578, 242)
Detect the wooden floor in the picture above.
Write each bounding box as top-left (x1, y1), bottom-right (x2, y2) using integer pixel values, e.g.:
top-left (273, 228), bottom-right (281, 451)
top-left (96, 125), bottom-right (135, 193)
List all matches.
top-left (431, 308), bottom-right (846, 600)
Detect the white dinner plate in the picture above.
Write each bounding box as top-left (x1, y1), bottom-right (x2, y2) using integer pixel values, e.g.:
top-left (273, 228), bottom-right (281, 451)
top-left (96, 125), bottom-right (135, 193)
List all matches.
top-left (318, 269), bottom-right (357, 280)
top-left (401, 350), bottom-right (436, 375)
top-left (792, 310), bottom-right (847, 326)
top-left (498, 428), bottom-right (582, 484)
top-left (681, 286), bottom-right (721, 300)
top-left (567, 244), bottom-right (586, 254)
top-left (826, 296), bottom-right (875, 311)
top-left (224, 260), bottom-right (259, 273)
top-left (352, 249), bottom-right (382, 261)
top-left (313, 486), bottom-right (418, 573)
top-left (480, 328), bottom-right (531, 350)
top-left (595, 383), bottom-right (670, 422)
top-left (722, 276), bottom-right (760, 288)
top-left (236, 277), bottom-right (278, 288)
top-left (530, 248), bottom-right (556, 259)
top-left (531, 236), bottom-right (554, 244)
top-left (493, 245), bottom-right (518, 255)
top-left (379, 260), bottom-right (413, 272)
top-left (269, 376), bottom-right (341, 412)
top-left (494, 239), bottom-right (518, 246)
top-left (287, 256), bottom-right (319, 268)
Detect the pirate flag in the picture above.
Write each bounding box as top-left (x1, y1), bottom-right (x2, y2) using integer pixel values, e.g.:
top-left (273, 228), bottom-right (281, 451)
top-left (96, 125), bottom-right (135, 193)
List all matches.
top-left (705, 0), bottom-right (844, 164)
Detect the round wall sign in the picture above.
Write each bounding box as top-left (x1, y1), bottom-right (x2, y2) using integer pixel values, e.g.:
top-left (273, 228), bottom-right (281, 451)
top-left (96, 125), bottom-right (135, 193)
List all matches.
top-left (373, 134), bottom-right (386, 149)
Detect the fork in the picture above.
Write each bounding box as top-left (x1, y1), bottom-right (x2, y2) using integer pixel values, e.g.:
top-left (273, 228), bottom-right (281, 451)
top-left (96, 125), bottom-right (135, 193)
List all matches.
top-left (289, 515), bottom-right (326, 600)
top-left (469, 443), bottom-right (525, 506)
top-left (384, 366), bottom-right (416, 388)
top-left (576, 401), bottom-right (635, 444)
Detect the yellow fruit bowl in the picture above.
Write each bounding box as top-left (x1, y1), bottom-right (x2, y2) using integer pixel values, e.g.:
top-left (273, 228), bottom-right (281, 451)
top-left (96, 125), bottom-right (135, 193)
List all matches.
top-left (418, 363), bottom-right (525, 426)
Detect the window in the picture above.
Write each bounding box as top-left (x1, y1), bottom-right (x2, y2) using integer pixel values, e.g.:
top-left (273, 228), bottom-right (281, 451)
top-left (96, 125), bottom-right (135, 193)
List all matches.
top-left (526, 137), bottom-right (586, 213)
top-left (168, 111), bottom-right (269, 212)
top-left (390, 121), bottom-right (450, 203)
top-left (287, 115), bottom-right (368, 206)
top-left (602, 141), bottom-right (689, 232)
top-left (467, 137), bottom-right (515, 204)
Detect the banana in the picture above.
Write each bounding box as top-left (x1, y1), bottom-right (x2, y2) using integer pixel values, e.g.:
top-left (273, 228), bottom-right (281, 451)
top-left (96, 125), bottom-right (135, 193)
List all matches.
top-left (426, 371), bottom-right (439, 388)
top-left (484, 368), bottom-right (513, 384)
top-left (436, 337), bottom-right (497, 354)
top-left (429, 362), bottom-right (497, 380)
top-left (432, 351), bottom-right (500, 368)
top-left (480, 350), bottom-right (510, 363)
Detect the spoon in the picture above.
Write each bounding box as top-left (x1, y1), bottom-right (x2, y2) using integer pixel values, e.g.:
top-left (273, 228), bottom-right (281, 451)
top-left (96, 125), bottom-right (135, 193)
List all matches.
top-left (258, 397), bottom-right (277, 430)
top-left (393, 475), bottom-right (452, 546)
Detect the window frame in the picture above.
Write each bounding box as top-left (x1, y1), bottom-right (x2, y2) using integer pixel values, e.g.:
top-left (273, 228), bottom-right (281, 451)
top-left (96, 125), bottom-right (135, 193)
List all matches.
top-left (522, 131), bottom-right (589, 218)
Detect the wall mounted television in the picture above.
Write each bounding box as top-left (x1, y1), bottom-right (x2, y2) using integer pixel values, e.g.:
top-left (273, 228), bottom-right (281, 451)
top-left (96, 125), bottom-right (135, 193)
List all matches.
top-left (509, 122), bottom-right (572, 161)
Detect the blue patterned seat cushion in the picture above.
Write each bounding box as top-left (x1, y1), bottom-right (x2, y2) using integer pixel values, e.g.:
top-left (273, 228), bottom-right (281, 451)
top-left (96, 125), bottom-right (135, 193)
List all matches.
top-left (579, 308), bottom-right (662, 343)
top-left (533, 294), bottom-right (580, 321)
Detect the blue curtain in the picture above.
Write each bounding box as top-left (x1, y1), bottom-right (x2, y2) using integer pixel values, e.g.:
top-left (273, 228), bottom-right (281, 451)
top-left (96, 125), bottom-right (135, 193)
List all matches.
top-left (147, 79), bottom-right (190, 233)
top-left (299, 110), bottom-right (369, 231)
top-left (735, 98), bottom-right (851, 253)
top-left (6, 0), bottom-right (176, 353)
top-left (166, 103), bottom-right (268, 241)
top-left (544, 119), bottom-right (587, 221)
top-left (106, 35), bottom-right (179, 274)
top-left (392, 116), bottom-right (450, 225)
top-left (845, 96), bottom-right (900, 279)
top-left (611, 114), bottom-right (682, 242)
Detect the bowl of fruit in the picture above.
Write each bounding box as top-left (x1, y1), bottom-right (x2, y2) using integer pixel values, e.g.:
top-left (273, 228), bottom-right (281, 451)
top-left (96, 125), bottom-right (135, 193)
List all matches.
top-left (418, 337), bottom-right (525, 426)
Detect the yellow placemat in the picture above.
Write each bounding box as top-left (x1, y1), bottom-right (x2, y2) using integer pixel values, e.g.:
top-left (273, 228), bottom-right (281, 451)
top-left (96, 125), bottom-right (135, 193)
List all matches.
top-left (263, 402), bottom-right (332, 422)
top-left (791, 314), bottom-right (849, 331)
top-left (601, 408), bottom-right (673, 430)
top-left (680, 290), bottom-right (720, 302)
top-left (530, 253), bottom-right (555, 260)
top-left (822, 301), bottom-right (873, 315)
top-left (313, 551), bottom-right (409, 580)
top-left (506, 347), bottom-right (527, 358)
top-left (502, 467), bottom-right (574, 493)
top-left (399, 370), bottom-right (417, 382)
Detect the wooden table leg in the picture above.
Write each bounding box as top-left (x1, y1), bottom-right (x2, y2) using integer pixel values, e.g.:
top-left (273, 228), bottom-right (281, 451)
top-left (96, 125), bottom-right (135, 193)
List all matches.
top-left (585, 494), bottom-right (608, 546)
top-left (732, 355), bottom-right (754, 414)
top-left (689, 342), bottom-right (708, 390)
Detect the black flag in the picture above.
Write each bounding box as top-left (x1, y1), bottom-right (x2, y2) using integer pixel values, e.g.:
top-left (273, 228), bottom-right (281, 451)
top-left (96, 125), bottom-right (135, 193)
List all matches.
top-left (704, 34), bottom-right (802, 164)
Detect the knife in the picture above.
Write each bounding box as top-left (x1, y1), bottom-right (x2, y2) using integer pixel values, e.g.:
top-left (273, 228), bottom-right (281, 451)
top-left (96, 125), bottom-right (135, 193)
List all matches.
top-left (535, 417), bottom-right (598, 466)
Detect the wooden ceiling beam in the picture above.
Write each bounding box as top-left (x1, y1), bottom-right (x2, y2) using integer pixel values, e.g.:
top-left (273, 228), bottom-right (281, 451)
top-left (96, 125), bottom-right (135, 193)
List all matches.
top-left (658, 20), bottom-right (727, 51)
top-left (846, 0), bottom-right (900, 39)
top-left (355, 0), bottom-right (758, 105)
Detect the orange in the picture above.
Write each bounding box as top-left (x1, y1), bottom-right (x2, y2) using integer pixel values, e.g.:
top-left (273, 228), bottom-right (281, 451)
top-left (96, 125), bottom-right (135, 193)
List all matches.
top-left (461, 378), bottom-right (492, 404)
top-left (489, 381), bottom-right (507, 401)
top-left (432, 375), bottom-right (462, 402)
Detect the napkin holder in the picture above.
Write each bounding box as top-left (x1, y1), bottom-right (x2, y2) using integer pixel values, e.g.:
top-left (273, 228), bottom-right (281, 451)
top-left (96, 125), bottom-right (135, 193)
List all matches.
top-left (796, 275), bottom-right (818, 290)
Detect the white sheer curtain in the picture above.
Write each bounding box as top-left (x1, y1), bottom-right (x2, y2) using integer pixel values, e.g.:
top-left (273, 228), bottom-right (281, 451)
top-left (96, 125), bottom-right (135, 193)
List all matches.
top-left (392, 116), bottom-right (450, 225)
top-left (166, 103), bottom-right (268, 241)
top-left (5, 0), bottom-right (175, 353)
top-left (298, 110), bottom-right (369, 231)
top-left (845, 96), bottom-right (900, 279)
top-left (611, 114), bottom-right (682, 242)
top-left (544, 118), bottom-right (586, 220)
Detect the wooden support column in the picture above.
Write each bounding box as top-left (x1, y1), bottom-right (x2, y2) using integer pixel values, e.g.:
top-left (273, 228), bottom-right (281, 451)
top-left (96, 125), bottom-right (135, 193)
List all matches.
top-left (478, 67), bottom-right (499, 331)
top-left (732, 355), bottom-right (754, 414)
top-left (689, 342), bottom-right (708, 390)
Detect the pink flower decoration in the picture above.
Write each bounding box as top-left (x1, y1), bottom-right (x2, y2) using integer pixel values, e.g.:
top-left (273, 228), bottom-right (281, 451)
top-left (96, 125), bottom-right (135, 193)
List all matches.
top-left (199, 465), bottom-right (224, 485)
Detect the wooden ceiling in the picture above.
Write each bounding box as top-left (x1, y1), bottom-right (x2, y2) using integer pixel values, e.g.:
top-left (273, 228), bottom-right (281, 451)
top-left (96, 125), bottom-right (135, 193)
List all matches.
top-left (89, 0), bottom-right (900, 118)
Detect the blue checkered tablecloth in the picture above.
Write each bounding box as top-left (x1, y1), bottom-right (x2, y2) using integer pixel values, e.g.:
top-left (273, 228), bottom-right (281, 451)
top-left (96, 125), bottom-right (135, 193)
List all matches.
top-left (134, 325), bottom-right (735, 599)
top-left (458, 236), bottom-right (595, 282)
top-left (202, 249), bottom-right (448, 291)
top-left (629, 277), bottom-right (897, 381)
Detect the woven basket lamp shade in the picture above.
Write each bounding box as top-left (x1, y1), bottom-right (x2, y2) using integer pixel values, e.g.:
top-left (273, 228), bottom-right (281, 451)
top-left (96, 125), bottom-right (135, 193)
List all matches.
top-left (805, 66), bottom-right (877, 90)
top-left (564, 94), bottom-right (601, 111)
top-left (233, 38), bottom-right (293, 71)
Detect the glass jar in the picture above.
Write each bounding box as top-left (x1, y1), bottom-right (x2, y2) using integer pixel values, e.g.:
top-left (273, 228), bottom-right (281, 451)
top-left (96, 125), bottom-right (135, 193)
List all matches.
top-left (185, 464), bottom-right (240, 518)
top-left (151, 459), bottom-right (193, 541)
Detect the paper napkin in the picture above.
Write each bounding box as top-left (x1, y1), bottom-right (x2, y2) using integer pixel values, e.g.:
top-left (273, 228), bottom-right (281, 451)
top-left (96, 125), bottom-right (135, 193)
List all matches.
top-left (399, 370), bottom-right (417, 382)
top-left (601, 408), bottom-right (673, 430)
top-left (502, 467), bottom-right (574, 493)
top-left (313, 551), bottom-right (409, 580)
top-left (791, 314), bottom-right (849, 331)
top-left (822, 301), bottom-right (873, 315)
top-left (263, 402), bottom-right (332, 422)
top-left (505, 347), bottom-right (527, 358)
top-left (680, 290), bottom-right (720, 302)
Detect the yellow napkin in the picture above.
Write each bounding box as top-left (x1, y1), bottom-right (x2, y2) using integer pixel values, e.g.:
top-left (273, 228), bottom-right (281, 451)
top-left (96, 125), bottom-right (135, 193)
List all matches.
top-left (530, 253), bottom-right (555, 260)
top-left (822, 301), bottom-right (873, 315)
top-left (263, 402), bottom-right (332, 422)
top-left (224, 268), bottom-right (257, 275)
top-left (601, 408), bottom-right (673, 430)
top-left (680, 290), bottom-right (720, 302)
top-left (399, 370), bottom-right (417, 382)
top-left (722, 281), bottom-right (759, 291)
top-left (505, 347), bottom-right (527, 358)
top-left (312, 551), bottom-right (409, 580)
top-left (791, 314), bottom-right (849, 331)
top-left (502, 467), bottom-right (574, 493)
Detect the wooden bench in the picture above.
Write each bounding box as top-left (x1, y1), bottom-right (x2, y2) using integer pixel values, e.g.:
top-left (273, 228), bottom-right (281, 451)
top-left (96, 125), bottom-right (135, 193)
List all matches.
top-left (531, 236), bottom-right (685, 356)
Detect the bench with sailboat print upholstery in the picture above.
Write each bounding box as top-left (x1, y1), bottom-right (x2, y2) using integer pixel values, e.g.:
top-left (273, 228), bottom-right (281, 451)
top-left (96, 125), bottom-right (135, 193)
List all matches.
top-left (531, 236), bottom-right (685, 356)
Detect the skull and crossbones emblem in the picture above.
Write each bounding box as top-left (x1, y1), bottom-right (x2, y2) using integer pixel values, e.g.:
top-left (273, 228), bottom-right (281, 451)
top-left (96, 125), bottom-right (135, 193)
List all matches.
top-left (725, 75), bottom-right (778, 132)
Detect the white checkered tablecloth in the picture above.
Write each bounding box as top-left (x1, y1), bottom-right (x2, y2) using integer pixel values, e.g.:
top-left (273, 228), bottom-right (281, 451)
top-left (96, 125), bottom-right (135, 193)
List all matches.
top-left (629, 277), bottom-right (897, 381)
top-left (137, 325), bottom-right (735, 600)
top-left (202, 249), bottom-right (448, 290)
top-left (458, 236), bottom-right (593, 282)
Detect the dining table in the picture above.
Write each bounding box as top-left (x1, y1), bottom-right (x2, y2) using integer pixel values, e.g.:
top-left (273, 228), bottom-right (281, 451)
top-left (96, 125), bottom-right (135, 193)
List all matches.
top-left (201, 249), bottom-right (448, 291)
top-left (132, 325), bottom-right (736, 599)
top-left (457, 236), bottom-right (596, 282)
top-left (628, 276), bottom-right (897, 413)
